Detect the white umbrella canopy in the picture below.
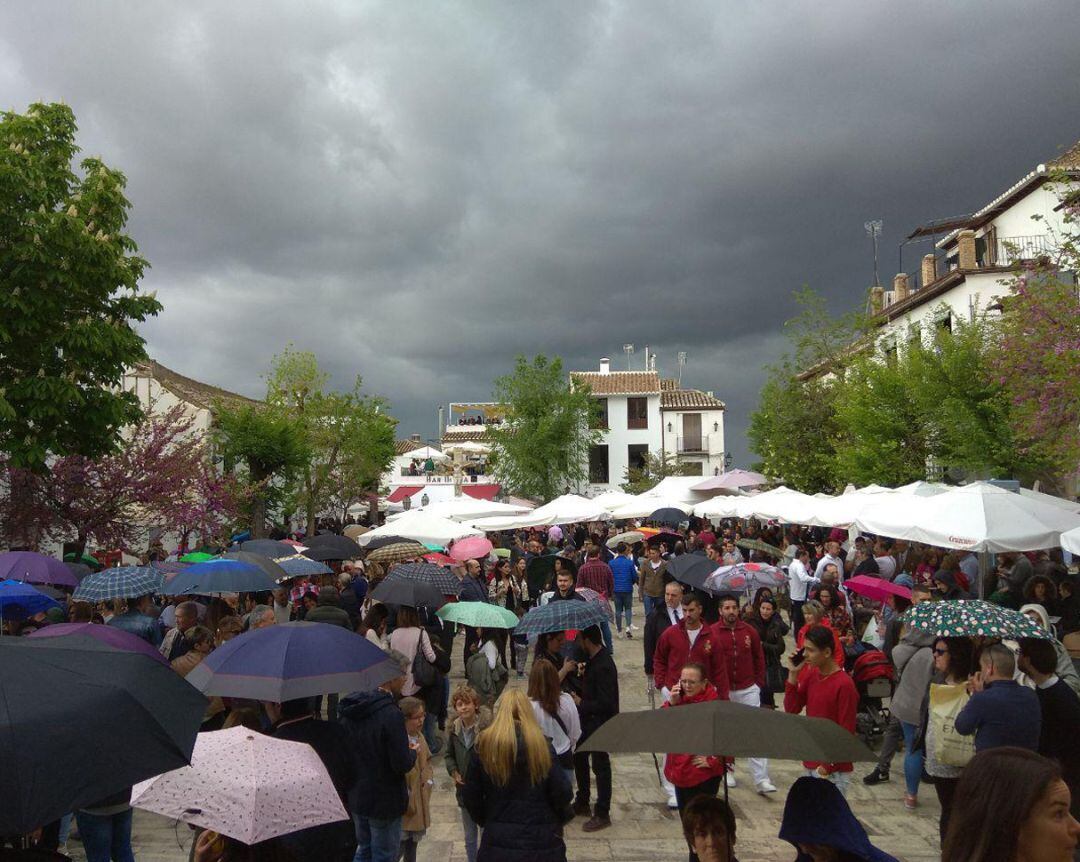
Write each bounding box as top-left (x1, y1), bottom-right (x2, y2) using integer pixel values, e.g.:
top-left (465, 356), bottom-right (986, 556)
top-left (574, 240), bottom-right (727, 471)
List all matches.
top-left (691, 469), bottom-right (768, 492)
top-left (1062, 526), bottom-right (1080, 555)
top-left (470, 494), bottom-right (611, 531)
top-left (402, 446), bottom-right (448, 462)
top-left (395, 497), bottom-right (531, 523)
top-left (694, 493), bottom-right (751, 519)
top-left (446, 440), bottom-right (491, 454)
top-left (357, 510), bottom-right (483, 547)
top-left (1017, 487), bottom-right (1080, 513)
top-left (590, 489), bottom-right (638, 512)
top-left (856, 481), bottom-right (1080, 553)
top-left (609, 495), bottom-right (696, 520)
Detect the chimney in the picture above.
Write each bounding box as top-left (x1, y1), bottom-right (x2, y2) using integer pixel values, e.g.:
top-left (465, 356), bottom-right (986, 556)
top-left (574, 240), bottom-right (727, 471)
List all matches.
top-left (643, 344), bottom-right (650, 371)
top-left (893, 273), bottom-right (910, 303)
top-left (957, 230), bottom-right (977, 270)
top-left (921, 253), bottom-right (937, 287)
top-left (599, 357), bottom-right (610, 375)
top-left (869, 285), bottom-right (885, 315)
top-left (410, 433), bottom-right (421, 442)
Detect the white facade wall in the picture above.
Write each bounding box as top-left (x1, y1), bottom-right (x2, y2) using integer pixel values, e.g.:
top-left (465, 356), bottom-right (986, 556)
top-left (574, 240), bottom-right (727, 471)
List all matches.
top-left (877, 271), bottom-right (1008, 350)
top-left (661, 408), bottom-right (727, 476)
top-left (588, 393), bottom-right (662, 493)
top-left (976, 183), bottom-right (1070, 250)
top-left (119, 373), bottom-right (214, 436)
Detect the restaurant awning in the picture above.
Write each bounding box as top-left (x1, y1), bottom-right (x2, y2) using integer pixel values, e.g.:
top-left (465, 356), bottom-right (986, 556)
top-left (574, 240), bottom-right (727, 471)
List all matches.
top-left (462, 484), bottom-right (500, 501)
top-left (387, 486), bottom-right (421, 504)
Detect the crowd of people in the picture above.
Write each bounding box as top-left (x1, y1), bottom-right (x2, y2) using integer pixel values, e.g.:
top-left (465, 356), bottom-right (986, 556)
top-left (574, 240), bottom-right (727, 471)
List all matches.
top-left (5, 510), bottom-right (1080, 862)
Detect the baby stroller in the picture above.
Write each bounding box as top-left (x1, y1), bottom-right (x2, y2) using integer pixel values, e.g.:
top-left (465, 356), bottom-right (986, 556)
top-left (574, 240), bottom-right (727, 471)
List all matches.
top-left (851, 649), bottom-right (895, 744)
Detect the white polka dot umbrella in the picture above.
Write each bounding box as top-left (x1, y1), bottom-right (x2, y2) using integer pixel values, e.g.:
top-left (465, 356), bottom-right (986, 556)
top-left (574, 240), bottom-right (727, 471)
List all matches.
top-left (130, 725), bottom-right (348, 845)
top-left (902, 599), bottom-right (1051, 640)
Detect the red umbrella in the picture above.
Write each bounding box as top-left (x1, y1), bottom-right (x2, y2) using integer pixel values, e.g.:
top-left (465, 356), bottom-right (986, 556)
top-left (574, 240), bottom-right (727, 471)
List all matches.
top-left (845, 575), bottom-right (912, 603)
top-left (449, 536), bottom-right (493, 562)
top-left (424, 552), bottom-right (456, 567)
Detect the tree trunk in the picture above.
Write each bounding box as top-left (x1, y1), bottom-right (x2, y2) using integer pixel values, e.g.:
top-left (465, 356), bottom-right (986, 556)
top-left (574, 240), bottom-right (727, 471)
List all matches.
top-left (249, 462), bottom-right (270, 539)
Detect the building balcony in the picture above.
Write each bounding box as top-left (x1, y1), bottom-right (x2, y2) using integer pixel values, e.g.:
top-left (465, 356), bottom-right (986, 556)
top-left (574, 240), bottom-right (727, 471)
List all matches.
top-left (994, 234), bottom-right (1052, 264)
top-left (676, 434), bottom-right (710, 454)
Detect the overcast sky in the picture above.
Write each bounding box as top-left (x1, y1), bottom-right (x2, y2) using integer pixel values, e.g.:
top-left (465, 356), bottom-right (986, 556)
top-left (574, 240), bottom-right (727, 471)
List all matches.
top-left (3, 3), bottom-right (1079, 466)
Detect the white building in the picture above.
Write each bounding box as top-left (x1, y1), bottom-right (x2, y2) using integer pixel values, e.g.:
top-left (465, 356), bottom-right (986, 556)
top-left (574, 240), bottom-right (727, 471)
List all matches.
top-left (571, 357), bottom-right (727, 494)
top-left (121, 360), bottom-right (257, 433)
top-left (872, 139), bottom-right (1079, 356)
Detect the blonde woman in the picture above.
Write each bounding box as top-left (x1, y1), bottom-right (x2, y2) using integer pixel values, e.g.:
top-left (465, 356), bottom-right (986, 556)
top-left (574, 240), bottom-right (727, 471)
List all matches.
top-left (462, 689), bottom-right (573, 862)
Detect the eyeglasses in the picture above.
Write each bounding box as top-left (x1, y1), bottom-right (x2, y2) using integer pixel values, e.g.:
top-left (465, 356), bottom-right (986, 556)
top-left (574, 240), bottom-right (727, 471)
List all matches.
top-left (932, 648), bottom-right (948, 656)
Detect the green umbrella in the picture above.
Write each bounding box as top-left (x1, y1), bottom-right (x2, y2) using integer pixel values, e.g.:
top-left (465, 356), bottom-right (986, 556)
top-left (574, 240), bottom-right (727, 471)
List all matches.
top-left (492, 548), bottom-right (511, 559)
top-left (437, 601), bottom-right (519, 629)
top-left (736, 538), bottom-right (785, 559)
top-left (903, 598), bottom-right (1051, 640)
top-left (180, 552), bottom-right (216, 563)
top-left (424, 543), bottom-right (445, 551)
top-left (63, 552), bottom-right (102, 570)
top-left (579, 699), bottom-right (876, 763)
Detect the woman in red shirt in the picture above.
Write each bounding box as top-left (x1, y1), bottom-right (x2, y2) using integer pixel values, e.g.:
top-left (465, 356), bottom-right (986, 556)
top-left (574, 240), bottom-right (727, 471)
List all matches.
top-left (784, 625), bottom-right (859, 797)
top-left (663, 662), bottom-right (729, 817)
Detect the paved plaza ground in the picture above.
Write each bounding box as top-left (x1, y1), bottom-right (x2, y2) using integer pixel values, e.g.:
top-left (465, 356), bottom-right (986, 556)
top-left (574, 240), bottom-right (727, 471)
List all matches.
top-left (66, 624), bottom-right (943, 862)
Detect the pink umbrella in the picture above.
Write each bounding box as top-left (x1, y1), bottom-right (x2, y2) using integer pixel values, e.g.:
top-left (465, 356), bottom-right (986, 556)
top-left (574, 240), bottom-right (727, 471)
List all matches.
top-left (449, 536), bottom-right (493, 562)
top-left (691, 469), bottom-right (768, 492)
top-left (845, 575), bottom-right (913, 603)
top-left (130, 726), bottom-right (348, 845)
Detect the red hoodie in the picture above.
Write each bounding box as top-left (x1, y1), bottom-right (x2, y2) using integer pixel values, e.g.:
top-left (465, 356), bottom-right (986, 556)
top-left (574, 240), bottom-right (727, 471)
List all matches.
top-left (653, 619), bottom-right (730, 699)
top-left (662, 682), bottom-right (728, 787)
top-left (711, 619), bottom-right (766, 691)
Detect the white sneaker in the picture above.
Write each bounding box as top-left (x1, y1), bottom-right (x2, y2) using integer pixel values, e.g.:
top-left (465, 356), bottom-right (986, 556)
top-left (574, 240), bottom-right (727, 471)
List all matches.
top-left (756, 780), bottom-right (777, 794)
top-left (667, 795), bottom-right (679, 810)
top-left (725, 773), bottom-right (736, 789)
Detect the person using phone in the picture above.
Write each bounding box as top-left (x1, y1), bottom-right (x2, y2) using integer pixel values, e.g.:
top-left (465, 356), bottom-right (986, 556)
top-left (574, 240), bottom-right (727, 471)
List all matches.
top-left (784, 626), bottom-right (859, 796)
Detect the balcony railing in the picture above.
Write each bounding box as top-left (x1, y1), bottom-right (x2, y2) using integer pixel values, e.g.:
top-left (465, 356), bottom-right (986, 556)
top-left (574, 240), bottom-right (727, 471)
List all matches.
top-left (995, 234), bottom-right (1052, 264)
top-left (676, 434), bottom-right (709, 453)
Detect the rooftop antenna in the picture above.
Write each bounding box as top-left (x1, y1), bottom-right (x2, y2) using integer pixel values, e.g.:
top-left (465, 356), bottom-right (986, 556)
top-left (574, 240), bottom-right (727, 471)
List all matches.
top-left (865, 219), bottom-right (883, 286)
top-left (623, 343), bottom-right (634, 370)
top-left (677, 351), bottom-right (687, 385)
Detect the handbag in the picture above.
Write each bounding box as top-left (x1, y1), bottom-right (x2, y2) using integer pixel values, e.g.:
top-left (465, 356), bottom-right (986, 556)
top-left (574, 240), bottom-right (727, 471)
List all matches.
top-left (411, 630), bottom-right (439, 689)
top-left (928, 682), bottom-right (975, 768)
top-left (766, 663), bottom-right (787, 694)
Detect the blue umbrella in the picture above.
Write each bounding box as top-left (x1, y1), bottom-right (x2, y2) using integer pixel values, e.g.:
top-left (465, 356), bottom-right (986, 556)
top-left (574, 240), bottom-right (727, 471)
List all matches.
top-left (514, 599), bottom-right (607, 636)
top-left (0, 551), bottom-right (78, 588)
top-left (0, 579), bottom-right (60, 622)
top-left (237, 539), bottom-right (295, 558)
top-left (184, 621), bottom-right (403, 701)
top-left (274, 554), bottom-right (333, 579)
top-left (73, 567), bottom-right (164, 602)
top-left (162, 558), bottom-right (278, 596)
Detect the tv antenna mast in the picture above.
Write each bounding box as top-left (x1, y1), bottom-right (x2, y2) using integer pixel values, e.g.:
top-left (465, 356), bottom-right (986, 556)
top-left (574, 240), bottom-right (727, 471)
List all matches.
top-left (865, 219), bottom-right (883, 286)
top-left (622, 344), bottom-right (634, 370)
top-left (677, 351), bottom-right (687, 385)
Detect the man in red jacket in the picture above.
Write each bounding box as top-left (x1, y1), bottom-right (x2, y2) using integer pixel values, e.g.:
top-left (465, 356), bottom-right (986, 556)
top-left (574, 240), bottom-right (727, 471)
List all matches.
top-left (653, 594), bottom-right (730, 700)
top-left (713, 594), bottom-right (775, 795)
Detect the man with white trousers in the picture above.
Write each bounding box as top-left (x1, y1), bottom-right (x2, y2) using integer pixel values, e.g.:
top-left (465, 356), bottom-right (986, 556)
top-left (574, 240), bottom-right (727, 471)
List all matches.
top-left (712, 594), bottom-right (776, 794)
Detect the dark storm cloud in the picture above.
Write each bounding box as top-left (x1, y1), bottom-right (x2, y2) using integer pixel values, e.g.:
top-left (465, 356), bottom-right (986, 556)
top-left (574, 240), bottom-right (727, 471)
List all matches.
top-left (2, 2), bottom-right (1079, 464)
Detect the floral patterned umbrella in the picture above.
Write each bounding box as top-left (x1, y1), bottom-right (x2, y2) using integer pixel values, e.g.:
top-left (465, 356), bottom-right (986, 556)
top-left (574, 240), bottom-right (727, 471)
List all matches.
top-left (703, 562), bottom-right (786, 595)
top-left (903, 599), bottom-right (1051, 640)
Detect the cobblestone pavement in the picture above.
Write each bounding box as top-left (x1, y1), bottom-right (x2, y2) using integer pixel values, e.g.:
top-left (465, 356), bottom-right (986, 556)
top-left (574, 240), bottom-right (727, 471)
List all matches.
top-left (66, 623), bottom-right (943, 862)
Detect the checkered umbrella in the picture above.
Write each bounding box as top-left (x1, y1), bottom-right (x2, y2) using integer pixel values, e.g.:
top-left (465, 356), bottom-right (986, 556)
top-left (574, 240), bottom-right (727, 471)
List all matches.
top-left (387, 562), bottom-right (459, 595)
top-left (73, 566), bottom-right (165, 602)
top-left (903, 599), bottom-right (1051, 640)
top-left (574, 587), bottom-right (616, 622)
top-left (273, 554), bottom-right (333, 581)
top-left (366, 541), bottom-right (427, 566)
top-left (514, 599), bottom-right (607, 636)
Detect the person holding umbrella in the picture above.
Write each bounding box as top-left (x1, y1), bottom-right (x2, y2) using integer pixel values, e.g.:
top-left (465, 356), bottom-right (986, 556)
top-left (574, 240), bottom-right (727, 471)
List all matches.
top-left (107, 593), bottom-right (161, 646)
top-left (663, 662), bottom-right (729, 831)
top-left (571, 625), bottom-right (619, 832)
top-left (784, 626), bottom-right (860, 796)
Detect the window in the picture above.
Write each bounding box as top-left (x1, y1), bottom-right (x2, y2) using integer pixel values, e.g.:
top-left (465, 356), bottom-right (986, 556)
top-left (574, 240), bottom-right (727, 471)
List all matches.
top-left (588, 445), bottom-right (609, 484)
top-left (937, 312), bottom-right (952, 334)
top-left (628, 444), bottom-right (649, 470)
top-left (682, 461), bottom-right (704, 476)
top-left (591, 398), bottom-right (608, 430)
top-left (627, 397), bottom-right (648, 429)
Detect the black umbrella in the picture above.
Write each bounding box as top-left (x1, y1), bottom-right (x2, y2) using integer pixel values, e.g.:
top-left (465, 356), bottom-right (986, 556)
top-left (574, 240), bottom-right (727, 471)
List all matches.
top-left (525, 555), bottom-right (555, 598)
top-left (666, 554), bottom-right (721, 591)
top-left (300, 534), bottom-right (361, 560)
top-left (363, 534), bottom-right (409, 550)
top-left (221, 550), bottom-right (289, 583)
top-left (63, 562), bottom-right (93, 582)
top-left (579, 699), bottom-right (875, 763)
top-left (645, 531), bottom-right (683, 549)
top-left (0, 636), bottom-right (207, 834)
top-left (237, 539), bottom-right (294, 558)
top-left (369, 577), bottom-right (446, 609)
top-left (649, 507), bottom-right (688, 527)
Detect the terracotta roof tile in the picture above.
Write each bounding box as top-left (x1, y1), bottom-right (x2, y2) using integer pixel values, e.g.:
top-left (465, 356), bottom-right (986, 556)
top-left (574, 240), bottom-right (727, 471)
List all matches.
top-left (441, 428), bottom-right (490, 443)
top-left (661, 389), bottom-right (726, 410)
top-left (395, 440), bottom-right (426, 455)
top-left (571, 371), bottom-right (661, 395)
top-left (1049, 138), bottom-right (1080, 169)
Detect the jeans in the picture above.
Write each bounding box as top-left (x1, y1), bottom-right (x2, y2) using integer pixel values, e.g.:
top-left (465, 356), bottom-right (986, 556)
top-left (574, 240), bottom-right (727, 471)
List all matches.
top-left (75, 809), bottom-right (134, 862)
top-left (601, 619), bottom-right (614, 655)
top-left (805, 769), bottom-right (851, 796)
top-left (423, 712), bottom-right (442, 754)
top-left (613, 592), bottom-right (633, 631)
top-left (573, 750), bottom-right (612, 817)
top-left (460, 806), bottom-right (480, 862)
top-left (729, 686), bottom-right (770, 785)
top-left (643, 594), bottom-right (662, 617)
top-left (352, 814), bottom-right (402, 862)
top-left (900, 720), bottom-right (923, 797)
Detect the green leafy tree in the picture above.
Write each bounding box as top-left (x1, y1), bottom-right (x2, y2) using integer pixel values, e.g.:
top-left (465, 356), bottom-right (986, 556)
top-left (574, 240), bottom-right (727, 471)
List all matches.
top-left (265, 346), bottom-right (396, 535)
top-left (0, 103), bottom-right (161, 470)
top-left (488, 355), bottom-right (600, 501)
top-left (621, 450), bottom-right (699, 494)
top-left (213, 403), bottom-right (310, 538)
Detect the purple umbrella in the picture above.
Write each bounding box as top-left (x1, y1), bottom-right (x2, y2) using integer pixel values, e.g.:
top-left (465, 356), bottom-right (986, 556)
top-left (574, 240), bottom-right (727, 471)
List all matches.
top-left (0, 551), bottom-right (78, 587)
top-left (185, 620), bottom-right (402, 701)
top-left (28, 622), bottom-right (170, 666)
